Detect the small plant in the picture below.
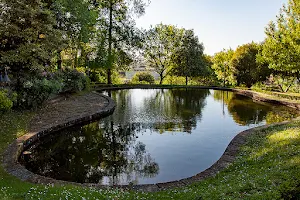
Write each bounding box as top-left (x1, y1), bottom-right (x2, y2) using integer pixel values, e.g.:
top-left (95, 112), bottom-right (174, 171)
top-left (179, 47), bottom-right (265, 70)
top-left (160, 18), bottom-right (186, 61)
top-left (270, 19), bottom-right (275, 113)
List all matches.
top-left (0, 89), bottom-right (15, 113)
top-left (132, 72), bottom-right (155, 84)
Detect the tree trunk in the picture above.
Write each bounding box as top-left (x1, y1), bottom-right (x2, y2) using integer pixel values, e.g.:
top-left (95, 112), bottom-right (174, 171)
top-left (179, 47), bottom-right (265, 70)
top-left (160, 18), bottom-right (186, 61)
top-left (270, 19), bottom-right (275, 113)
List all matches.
top-left (185, 76), bottom-right (188, 86)
top-left (74, 48), bottom-right (78, 68)
top-left (107, 68), bottom-right (112, 85)
top-left (57, 51), bottom-right (62, 70)
top-left (159, 72), bottom-right (164, 85)
top-left (107, 0), bottom-right (113, 85)
top-left (284, 83), bottom-right (292, 93)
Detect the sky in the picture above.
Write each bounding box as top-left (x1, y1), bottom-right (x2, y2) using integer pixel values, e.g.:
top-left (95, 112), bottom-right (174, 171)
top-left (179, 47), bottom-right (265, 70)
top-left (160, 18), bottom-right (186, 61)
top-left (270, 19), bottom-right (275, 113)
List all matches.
top-left (135, 0), bottom-right (288, 55)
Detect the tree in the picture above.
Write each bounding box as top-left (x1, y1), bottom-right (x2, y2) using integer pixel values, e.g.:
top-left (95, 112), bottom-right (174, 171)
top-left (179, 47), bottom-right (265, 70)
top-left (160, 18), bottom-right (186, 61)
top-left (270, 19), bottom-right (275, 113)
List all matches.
top-left (171, 29), bottom-right (206, 85)
top-left (0, 0), bottom-right (64, 78)
top-left (93, 0), bottom-right (148, 84)
top-left (143, 24), bottom-right (184, 84)
top-left (259, 0), bottom-right (300, 92)
top-left (50, 0), bottom-right (98, 69)
top-left (198, 54), bottom-right (219, 85)
top-left (232, 43), bottom-right (271, 88)
top-left (211, 49), bottom-right (235, 86)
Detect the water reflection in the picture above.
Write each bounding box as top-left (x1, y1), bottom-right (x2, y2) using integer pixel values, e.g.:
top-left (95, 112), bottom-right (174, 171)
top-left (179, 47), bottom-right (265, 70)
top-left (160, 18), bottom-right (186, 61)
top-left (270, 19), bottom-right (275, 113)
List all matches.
top-left (23, 121), bottom-right (159, 185)
top-left (109, 89), bottom-right (210, 133)
top-left (213, 90), bottom-right (298, 125)
top-left (21, 89), bottom-right (298, 185)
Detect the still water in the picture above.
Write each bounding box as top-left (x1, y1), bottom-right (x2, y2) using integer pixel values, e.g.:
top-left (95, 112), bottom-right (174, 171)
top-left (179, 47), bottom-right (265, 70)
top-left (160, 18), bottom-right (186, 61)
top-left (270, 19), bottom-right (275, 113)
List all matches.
top-left (21, 89), bottom-right (297, 185)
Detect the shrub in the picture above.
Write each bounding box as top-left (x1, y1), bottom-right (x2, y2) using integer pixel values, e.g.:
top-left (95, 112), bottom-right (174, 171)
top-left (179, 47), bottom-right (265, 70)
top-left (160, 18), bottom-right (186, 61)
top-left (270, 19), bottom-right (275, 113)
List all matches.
top-left (61, 69), bottom-right (88, 93)
top-left (15, 78), bottom-right (62, 109)
top-left (132, 72), bottom-right (155, 84)
top-left (0, 89), bottom-right (16, 112)
top-left (12, 69), bottom-right (90, 109)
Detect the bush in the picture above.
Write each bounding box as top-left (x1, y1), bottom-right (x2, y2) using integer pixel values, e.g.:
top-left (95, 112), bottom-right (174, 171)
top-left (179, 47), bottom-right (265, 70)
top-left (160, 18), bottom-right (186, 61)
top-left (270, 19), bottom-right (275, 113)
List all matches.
top-left (61, 69), bottom-right (88, 93)
top-left (163, 75), bottom-right (186, 85)
top-left (132, 72), bottom-right (155, 84)
top-left (15, 78), bottom-right (62, 109)
top-left (0, 89), bottom-right (16, 112)
top-left (12, 69), bottom-right (90, 109)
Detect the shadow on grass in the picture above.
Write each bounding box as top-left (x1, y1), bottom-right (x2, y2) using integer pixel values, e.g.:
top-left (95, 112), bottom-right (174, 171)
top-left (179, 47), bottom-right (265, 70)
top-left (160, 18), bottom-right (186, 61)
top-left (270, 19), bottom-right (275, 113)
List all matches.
top-left (0, 111), bottom-right (35, 199)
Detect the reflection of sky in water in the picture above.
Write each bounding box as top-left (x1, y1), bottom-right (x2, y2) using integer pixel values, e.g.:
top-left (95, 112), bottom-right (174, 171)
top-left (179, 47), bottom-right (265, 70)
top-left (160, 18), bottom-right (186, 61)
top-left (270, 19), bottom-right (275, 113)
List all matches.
top-left (23, 89), bottom-right (298, 185)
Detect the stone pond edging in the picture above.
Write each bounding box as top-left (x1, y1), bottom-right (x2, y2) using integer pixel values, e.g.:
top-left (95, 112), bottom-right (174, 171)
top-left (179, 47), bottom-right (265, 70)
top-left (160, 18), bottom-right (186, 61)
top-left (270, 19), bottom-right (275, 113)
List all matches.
top-left (1, 93), bottom-right (115, 185)
top-left (1, 87), bottom-right (300, 192)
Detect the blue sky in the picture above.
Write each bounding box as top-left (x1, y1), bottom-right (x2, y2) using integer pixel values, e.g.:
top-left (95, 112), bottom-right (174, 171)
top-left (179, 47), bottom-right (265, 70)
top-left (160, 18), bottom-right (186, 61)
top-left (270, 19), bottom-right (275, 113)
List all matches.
top-left (135, 0), bottom-right (287, 55)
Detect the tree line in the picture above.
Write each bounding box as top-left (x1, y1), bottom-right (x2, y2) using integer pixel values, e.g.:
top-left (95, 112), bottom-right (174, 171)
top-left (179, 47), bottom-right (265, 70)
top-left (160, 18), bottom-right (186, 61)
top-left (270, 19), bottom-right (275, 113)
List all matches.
top-left (0, 0), bottom-right (299, 111)
top-left (211, 0), bottom-right (300, 92)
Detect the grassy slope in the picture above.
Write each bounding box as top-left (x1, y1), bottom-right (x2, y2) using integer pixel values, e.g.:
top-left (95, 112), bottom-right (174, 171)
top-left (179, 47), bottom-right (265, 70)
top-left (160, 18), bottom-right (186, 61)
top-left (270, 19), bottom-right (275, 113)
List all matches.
top-left (0, 114), bottom-right (299, 199)
top-left (241, 87), bottom-right (300, 103)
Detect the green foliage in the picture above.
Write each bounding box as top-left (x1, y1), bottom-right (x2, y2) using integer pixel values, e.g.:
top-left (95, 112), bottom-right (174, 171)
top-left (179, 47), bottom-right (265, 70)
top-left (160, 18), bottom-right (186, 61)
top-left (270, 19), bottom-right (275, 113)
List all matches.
top-left (15, 78), bottom-right (62, 109)
top-left (260, 0), bottom-right (300, 75)
top-left (88, 69), bottom-right (123, 84)
top-left (278, 179), bottom-right (300, 200)
top-left (0, 0), bottom-right (65, 77)
top-left (93, 0), bottom-right (148, 84)
top-left (132, 72), bottom-right (155, 84)
top-left (231, 43), bottom-right (271, 88)
top-left (212, 49), bottom-right (236, 86)
top-left (51, 0), bottom-right (98, 69)
top-left (143, 24), bottom-right (185, 84)
top-left (60, 69), bottom-right (88, 93)
top-left (171, 30), bottom-right (206, 85)
top-left (53, 0), bottom-right (97, 44)
top-left (14, 69), bottom-right (89, 108)
top-left (258, 0), bottom-right (300, 92)
top-left (163, 75), bottom-right (187, 85)
top-left (0, 90), bottom-right (15, 113)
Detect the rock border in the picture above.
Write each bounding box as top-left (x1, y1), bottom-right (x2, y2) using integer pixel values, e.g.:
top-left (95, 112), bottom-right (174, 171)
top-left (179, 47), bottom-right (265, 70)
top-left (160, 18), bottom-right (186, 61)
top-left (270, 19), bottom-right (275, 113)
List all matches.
top-left (1, 93), bottom-right (115, 185)
top-left (1, 87), bottom-right (300, 192)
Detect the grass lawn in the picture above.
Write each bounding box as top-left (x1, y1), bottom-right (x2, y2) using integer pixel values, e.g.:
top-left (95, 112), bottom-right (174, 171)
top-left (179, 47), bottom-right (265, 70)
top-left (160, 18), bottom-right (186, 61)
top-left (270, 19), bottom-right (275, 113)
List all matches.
top-left (0, 111), bottom-right (299, 199)
top-left (243, 87), bottom-right (300, 103)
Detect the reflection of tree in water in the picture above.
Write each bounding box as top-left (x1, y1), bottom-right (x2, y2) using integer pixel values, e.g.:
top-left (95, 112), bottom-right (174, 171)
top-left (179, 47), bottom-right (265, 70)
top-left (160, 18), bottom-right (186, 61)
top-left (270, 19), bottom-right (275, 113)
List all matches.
top-left (108, 89), bottom-right (210, 134)
top-left (213, 90), bottom-right (298, 125)
top-left (227, 97), bottom-right (270, 125)
top-left (164, 89), bottom-right (210, 133)
top-left (213, 90), bottom-right (234, 105)
top-left (213, 90), bottom-right (270, 125)
top-left (23, 121), bottom-right (159, 185)
top-left (265, 109), bottom-right (299, 124)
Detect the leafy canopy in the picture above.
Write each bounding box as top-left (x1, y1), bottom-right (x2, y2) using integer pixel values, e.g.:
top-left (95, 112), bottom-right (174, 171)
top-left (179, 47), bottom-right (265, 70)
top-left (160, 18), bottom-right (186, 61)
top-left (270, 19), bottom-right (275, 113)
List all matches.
top-left (260, 0), bottom-right (300, 74)
top-left (212, 49), bottom-right (235, 86)
top-left (232, 42), bottom-right (271, 88)
top-left (171, 29), bottom-right (206, 85)
top-left (0, 0), bottom-right (64, 76)
top-left (143, 24), bottom-right (185, 84)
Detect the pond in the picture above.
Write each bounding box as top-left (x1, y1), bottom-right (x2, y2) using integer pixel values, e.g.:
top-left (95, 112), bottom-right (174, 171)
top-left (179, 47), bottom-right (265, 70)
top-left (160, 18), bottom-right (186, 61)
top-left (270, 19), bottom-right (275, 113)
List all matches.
top-left (20, 89), bottom-right (298, 185)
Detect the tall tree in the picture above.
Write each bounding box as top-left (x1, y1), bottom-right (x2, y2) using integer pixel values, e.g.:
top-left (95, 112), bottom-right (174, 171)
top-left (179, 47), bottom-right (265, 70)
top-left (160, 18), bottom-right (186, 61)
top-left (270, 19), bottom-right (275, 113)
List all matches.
top-left (94, 0), bottom-right (148, 84)
top-left (232, 42), bottom-right (271, 88)
top-left (259, 0), bottom-right (300, 92)
top-left (0, 0), bottom-right (64, 78)
top-left (171, 29), bottom-right (206, 85)
top-left (211, 49), bottom-right (235, 86)
top-left (143, 24), bottom-right (184, 84)
top-left (199, 54), bottom-right (219, 85)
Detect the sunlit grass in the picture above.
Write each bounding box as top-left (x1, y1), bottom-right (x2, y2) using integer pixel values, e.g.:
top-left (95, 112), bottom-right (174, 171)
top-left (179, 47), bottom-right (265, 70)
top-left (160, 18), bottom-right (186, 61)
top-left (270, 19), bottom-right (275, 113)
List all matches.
top-left (0, 111), bottom-right (299, 199)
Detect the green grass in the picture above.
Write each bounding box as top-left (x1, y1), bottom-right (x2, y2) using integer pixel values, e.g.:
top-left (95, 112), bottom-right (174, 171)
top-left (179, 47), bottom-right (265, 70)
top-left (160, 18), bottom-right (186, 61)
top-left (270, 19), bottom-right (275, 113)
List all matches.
top-left (0, 112), bottom-right (299, 199)
top-left (244, 87), bottom-right (300, 103)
